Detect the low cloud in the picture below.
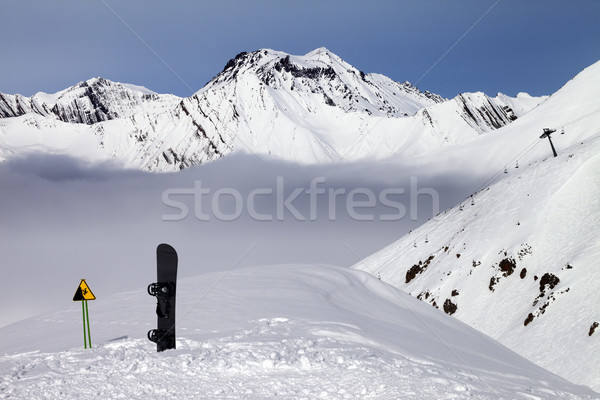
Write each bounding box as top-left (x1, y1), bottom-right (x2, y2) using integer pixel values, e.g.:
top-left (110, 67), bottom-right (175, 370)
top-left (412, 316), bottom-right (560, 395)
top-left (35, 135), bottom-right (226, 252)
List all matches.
top-left (0, 153), bottom-right (480, 327)
top-left (5, 153), bottom-right (139, 181)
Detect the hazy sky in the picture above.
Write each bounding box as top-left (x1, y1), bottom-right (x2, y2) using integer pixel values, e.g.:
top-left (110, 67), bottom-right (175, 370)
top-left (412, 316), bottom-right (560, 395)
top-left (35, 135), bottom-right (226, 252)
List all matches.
top-left (1, 0), bottom-right (598, 99)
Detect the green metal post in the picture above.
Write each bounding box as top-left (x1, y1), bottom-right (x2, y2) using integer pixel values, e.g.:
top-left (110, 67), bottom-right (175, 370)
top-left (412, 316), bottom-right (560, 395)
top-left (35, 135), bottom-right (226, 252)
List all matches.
top-left (85, 300), bottom-right (92, 348)
top-left (82, 300), bottom-right (87, 349)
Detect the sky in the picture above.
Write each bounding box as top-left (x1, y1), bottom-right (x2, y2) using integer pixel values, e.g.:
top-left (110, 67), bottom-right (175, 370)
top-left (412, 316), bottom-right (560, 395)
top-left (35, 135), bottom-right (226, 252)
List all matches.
top-left (1, 0), bottom-right (598, 99)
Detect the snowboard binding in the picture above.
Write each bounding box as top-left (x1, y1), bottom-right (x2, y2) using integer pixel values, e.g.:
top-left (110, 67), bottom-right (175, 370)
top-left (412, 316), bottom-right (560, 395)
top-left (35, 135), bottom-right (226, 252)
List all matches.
top-left (147, 329), bottom-right (175, 352)
top-left (147, 281), bottom-right (175, 296)
top-left (148, 282), bottom-right (175, 319)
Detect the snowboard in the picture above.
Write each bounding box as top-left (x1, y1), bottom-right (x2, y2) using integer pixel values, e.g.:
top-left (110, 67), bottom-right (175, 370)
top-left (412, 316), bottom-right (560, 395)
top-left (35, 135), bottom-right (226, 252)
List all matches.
top-left (147, 243), bottom-right (178, 352)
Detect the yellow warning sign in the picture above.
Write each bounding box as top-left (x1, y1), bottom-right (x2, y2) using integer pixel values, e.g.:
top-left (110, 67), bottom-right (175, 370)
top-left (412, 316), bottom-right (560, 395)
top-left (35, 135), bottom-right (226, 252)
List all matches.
top-left (73, 279), bottom-right (96, 301)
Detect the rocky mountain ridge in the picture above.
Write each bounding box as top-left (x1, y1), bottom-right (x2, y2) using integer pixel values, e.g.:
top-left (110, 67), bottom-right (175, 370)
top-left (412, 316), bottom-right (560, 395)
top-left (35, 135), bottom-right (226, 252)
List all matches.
top-left (0, 48), bottom-right (543, 171)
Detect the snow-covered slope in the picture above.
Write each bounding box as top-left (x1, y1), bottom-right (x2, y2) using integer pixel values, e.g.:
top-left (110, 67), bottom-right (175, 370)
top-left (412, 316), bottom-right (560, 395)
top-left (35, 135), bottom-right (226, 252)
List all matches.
top-left (353, 59), bottom-right (600, 390)
top-left (0, 264), bottom-right (596, 399)
top-left (0, 48), bottom-right (543, 171)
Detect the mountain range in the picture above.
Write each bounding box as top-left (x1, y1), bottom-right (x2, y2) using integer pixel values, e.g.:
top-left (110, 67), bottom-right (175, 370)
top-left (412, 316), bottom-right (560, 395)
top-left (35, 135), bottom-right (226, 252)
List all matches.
top-left (0, 48), bottom-right (544, 171)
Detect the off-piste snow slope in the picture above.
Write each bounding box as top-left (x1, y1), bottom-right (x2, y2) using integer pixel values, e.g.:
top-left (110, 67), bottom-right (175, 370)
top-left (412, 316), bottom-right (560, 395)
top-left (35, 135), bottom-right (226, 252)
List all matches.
top-left (354, 60), bottom-right (600, 391)
top-left (0, 48), bottom-right (543, 171)
top-left (0, 264), bottom-right (597, 399)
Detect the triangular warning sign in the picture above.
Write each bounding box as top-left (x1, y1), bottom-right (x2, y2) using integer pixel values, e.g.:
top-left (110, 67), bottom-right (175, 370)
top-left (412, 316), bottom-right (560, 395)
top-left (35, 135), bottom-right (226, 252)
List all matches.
top-left (73, 279), bottom-right (96, 301)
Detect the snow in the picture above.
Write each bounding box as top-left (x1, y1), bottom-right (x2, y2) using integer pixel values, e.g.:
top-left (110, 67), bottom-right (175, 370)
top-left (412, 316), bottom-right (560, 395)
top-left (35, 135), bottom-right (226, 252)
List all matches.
top-left (496, 92), bottom-right (547, 117)
top-left (353, 115), bottom-right (600, 390)
top-left (1, 264), bottom-right (597, 399)
top-left (120, 82), bottom-right (159, 95)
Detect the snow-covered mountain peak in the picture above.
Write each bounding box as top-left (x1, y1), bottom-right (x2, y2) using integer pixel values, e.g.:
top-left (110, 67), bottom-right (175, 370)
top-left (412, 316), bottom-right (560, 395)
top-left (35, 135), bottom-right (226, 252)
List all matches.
top-left (493, 92), bottom-right (548, 118)
top-left (304, 46), bottom-right (337, 58)
top-left (300, 46), bottom-right (354, 70)
top-left (208, 48), bottom-right (345, 86)
top-left (0, 76), bottom-right (178, 125)
top-left (202, 47), bottom-right (442, 118)
top-left (210, 49), bottom-right (280, 83)
top-left (37, 77), bottom-right (158, 104)
top-left (515, 92), bottom-right (533, 99)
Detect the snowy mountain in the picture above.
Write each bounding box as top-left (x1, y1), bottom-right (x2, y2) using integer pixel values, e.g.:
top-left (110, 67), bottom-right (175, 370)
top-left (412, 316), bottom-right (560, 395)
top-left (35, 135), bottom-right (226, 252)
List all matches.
top-left (0, 48), bottom-right (543, 171)
top-left (0, 77), bottom-right (179, 123)
top-left (0, 264), bottom-right (597, 399)
top-left (354, 60), bottom-right (600, 391)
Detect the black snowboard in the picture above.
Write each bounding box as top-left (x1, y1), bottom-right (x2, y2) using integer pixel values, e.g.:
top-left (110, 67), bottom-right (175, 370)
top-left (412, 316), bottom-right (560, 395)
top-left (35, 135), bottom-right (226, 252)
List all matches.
top-left (147, 243), bottom-right (178, 352)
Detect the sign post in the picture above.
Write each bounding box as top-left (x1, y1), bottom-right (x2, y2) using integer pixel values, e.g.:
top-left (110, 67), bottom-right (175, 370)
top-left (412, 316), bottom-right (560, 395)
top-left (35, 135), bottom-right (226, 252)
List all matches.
top-left (73, 279), bottom-right (96, 349)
